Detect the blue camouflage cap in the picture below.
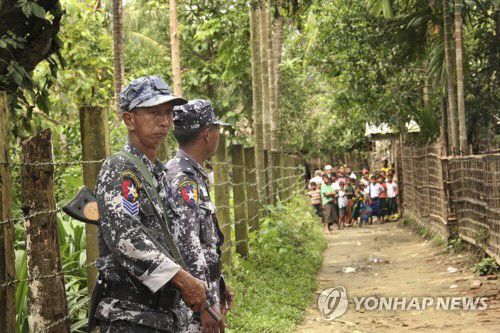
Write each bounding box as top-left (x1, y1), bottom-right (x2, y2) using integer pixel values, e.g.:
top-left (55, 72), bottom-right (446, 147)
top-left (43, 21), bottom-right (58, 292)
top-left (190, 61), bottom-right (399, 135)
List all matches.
top-left (120, 76), bottom-right (187, 112)
top-left (173, 99), bottom-right (230, 130)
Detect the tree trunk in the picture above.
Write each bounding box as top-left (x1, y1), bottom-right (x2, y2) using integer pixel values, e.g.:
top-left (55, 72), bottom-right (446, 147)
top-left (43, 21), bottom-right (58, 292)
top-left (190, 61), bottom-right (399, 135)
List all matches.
top-left (259, 1), bottom-right (271, 151)
top-left (249, 3), bottom-right (266, 209)
top-left (169, 0), bottom-right (182, 96)
top-left (113, 0), bottom-right (124, 114)
top-left (273, 13), bottom-right (284, 124)
top-left (259, 1), bottom-right (274, 197)
top-left (21, 130), bottom-right (70, 333)
top-left (267, 3), bottom-right (278, 151)
top-left (440, 96), bottom-right (448, 156)
top-left (454, 0), bottom-right (467, 154)
top-left (443, 0), bottom-right (459, 154)
top-left (0, 92), bottom-right (16, 333)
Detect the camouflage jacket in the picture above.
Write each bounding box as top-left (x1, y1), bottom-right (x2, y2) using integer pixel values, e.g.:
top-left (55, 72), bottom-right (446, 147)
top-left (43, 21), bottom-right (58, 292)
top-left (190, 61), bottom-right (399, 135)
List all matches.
top-left (165, 150), bottom-right (224, 306)
top-left (95, 141), bottom-right (189, 330)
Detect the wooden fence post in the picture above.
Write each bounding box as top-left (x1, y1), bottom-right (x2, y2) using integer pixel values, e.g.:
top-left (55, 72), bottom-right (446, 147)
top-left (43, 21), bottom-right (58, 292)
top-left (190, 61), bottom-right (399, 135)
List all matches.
top-left (21, 129), bottom-right (70, 333)
top-left (214, 134), bottom-right (231, 266)
top-left (0, 92), bottom-right (16, 333)
top-left (271, 151), bottom-right (281, 203)
top-left (263, 150), bottom-right (271, 205)
top-left (244, 147), bottom-right (260, 231)
top-left (287, 155), bottom-right (294, 200)
top-left (79, 106), bottom-right (110, 295)
top-left (231, 145), bottom-right (249, 259)
top-left (279, 152), bottom-right (288, 202)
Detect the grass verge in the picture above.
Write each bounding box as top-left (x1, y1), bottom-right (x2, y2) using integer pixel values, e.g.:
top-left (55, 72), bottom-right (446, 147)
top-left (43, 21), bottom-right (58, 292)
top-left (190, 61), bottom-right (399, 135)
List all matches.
top-left (225, 195), bottom-right (326, 333)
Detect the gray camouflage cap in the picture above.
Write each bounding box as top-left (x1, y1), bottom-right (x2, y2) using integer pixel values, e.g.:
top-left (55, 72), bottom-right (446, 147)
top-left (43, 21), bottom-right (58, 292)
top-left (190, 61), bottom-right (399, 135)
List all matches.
top-left (173, 99), bottom-right (230, 130)
top-left (120, 76), bottom-right (187, 112)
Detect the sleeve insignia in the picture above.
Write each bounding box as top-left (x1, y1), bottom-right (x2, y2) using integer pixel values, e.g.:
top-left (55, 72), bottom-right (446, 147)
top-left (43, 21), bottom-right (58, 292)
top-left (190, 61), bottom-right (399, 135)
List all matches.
top-left (179, 179), bottom-right (198, 207)
top-left (121, 171), bottom-right (140, 215)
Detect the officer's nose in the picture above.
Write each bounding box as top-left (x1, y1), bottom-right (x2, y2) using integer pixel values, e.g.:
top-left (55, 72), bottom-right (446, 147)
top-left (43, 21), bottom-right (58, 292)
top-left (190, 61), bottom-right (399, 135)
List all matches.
top-left (158, 113), bottom-right (169, 127)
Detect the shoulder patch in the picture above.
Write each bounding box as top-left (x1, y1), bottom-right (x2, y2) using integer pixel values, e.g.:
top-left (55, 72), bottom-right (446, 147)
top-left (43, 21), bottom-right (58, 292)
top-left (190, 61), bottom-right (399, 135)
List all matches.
top-left (121, 170), bottom-right (140, 216)
top-left (179, 179), bottom-right (198, 207)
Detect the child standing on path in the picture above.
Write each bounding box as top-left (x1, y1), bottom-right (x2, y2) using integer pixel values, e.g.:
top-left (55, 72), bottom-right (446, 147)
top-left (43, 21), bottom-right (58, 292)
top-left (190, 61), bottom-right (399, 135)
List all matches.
top-left (352, 185), bottom-right (365, 226)
top-left (378, 175), bottom-right (388, 223)
top-left (321, 175), bottom-right (337, 233)
top-left (338, 181), bottom-right (348, 230)
top-left (307, 182), bottom-right (322, 218)
top-left (386, 174), bottom-right (398, 219)
top-left (369, 175), bottom-right (384, 224)
top-left (344, 177), bottom-right (355, 226)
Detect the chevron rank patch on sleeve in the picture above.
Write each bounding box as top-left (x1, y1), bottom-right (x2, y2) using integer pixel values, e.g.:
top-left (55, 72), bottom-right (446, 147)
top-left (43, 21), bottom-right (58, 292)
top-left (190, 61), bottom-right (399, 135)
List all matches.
top-left (121, 170), bottom-right (140, 216)
top-left (179, 179), bottom-right (198, 207)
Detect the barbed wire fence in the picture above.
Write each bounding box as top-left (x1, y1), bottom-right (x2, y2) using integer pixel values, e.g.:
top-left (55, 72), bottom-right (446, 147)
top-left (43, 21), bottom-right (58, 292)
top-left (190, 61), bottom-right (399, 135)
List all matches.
top-left (0, 102), bottom-right (307, 332)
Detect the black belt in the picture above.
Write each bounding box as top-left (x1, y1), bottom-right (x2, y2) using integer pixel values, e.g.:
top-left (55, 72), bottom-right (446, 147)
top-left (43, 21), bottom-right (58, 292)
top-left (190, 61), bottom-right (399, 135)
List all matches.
top-left (106, 283), bottom-right (180, 310)
top-left (208, 262), bottom-right (221, 281)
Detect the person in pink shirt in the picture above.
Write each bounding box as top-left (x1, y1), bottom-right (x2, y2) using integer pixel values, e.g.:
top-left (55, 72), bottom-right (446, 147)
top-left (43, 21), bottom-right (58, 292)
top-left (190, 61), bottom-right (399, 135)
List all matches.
top-left (378, 174), bottom-right (388, 223)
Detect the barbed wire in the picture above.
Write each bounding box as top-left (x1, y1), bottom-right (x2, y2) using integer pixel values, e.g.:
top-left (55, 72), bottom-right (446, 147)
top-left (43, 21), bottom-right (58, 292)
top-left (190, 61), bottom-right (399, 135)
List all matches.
top-left (0, 259), bottom-right (98, 288)
top-left (0, 159), bottom-right (105, 167)
top-left (0, 208), bottom-right (62, 226)
top-left (37, 297), bottom-right (91, 333)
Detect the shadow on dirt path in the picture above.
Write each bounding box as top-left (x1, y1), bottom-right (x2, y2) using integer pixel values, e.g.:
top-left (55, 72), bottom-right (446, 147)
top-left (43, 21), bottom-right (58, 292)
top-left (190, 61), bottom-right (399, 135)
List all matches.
top-left (295, 222), bottom-right (500, 333)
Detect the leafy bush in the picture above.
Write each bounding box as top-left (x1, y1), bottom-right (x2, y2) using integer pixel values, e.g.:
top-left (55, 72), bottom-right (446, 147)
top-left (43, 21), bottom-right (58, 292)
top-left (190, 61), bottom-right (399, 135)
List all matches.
top-left (225, 196), bottom-right (326, 332)
top-left (472, 258), bottom-right (499, 276)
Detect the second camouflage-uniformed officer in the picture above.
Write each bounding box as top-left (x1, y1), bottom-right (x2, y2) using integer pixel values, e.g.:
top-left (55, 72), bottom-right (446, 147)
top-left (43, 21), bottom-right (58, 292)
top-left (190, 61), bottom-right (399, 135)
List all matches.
top-left (165, 100), bottom-right (234, 333)
top-left (94, 77), bottom-right (208, 332)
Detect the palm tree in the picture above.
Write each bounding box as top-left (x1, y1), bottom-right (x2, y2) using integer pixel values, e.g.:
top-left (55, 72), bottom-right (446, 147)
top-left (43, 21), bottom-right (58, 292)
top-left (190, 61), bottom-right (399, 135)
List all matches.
top-left (250, 2), bottom-right (266, 212)
top-left (112, 0), bottom-right (124, 114)
top-left (260, 0), bottom-right (271, 151)
top-left (169, 0), bottom-right (182, 96)
top-left (443, 0), bottom-right (459, 153)
top-left (267, 2), bottom-right (278, 152)
top-left (454, 0), bottom-right (468, 153)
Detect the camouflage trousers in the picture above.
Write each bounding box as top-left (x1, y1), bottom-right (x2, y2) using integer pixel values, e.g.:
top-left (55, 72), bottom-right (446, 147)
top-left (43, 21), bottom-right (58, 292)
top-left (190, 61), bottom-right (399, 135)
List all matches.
top-left (99, 320), bottom-right (172, 333)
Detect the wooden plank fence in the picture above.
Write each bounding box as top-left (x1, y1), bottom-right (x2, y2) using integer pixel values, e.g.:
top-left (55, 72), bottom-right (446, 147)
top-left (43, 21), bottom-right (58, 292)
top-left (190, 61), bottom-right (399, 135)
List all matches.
top-left (401, 143), bottom-right (500, 264)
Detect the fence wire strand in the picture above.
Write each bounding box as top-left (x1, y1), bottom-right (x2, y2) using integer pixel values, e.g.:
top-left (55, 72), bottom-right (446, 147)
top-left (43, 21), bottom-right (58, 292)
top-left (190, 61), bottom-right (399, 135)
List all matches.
top-left (1, 145), bottom-right (309, 332)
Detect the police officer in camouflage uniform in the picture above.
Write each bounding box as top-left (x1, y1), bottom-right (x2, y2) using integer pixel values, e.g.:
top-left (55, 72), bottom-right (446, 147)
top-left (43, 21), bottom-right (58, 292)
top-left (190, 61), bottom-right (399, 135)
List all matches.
top-left (94, 77), bottom-right (208, 332)
top-left (165, 100), bottom-right (234, 333)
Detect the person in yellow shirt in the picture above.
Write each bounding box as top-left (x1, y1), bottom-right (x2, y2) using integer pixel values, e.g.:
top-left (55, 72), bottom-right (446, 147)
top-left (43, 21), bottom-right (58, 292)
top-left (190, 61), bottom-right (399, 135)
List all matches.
top-left (381, 157), bottom-right (391, 174)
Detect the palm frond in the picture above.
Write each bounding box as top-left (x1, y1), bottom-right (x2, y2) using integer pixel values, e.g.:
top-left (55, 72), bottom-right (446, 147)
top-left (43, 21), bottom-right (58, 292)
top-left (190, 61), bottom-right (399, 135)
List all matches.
top-left (127, 31), bottom-right (166, 53)
top-left (367, 0), bottom-right (394, 18)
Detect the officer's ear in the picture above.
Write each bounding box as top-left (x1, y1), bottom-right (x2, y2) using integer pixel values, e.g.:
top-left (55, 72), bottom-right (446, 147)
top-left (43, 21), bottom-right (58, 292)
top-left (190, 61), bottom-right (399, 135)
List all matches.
top-left (122, 112), bottom-right (135, 131)
top-left (202, 126), bottom-right (212, 143)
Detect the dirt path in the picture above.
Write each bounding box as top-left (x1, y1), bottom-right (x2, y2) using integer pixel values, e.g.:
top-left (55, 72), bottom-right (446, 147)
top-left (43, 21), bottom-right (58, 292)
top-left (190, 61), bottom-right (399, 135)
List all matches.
top-left (296, 222), bottom-right (500, 333)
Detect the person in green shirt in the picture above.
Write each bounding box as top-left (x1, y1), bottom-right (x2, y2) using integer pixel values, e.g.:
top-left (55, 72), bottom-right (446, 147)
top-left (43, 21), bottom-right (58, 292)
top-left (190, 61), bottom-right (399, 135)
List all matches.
top-left (321, 174), bottom-right (337, 233)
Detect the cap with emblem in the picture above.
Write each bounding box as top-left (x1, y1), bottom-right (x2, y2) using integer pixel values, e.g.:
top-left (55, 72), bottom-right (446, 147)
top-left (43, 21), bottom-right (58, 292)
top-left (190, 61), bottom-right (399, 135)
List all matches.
top-left (120, 76), bottom-right (187, 112)
top-left (173, 99), bottom-right (230, 130)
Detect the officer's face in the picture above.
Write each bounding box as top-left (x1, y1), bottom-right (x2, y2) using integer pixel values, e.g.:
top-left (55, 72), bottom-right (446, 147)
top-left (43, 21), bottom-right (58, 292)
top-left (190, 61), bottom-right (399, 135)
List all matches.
top-left (123, 103), bottom-right (174, 150)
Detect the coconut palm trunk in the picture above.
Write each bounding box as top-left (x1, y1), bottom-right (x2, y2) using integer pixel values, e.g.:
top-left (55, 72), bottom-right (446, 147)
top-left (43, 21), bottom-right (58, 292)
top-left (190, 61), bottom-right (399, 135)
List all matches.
top-left (454, 0), bottom-right (468, 154)
top-left (250, 3), bottom-right (266, 212)
top-left (113, 0), bottom-right (124, 114)
top-left (169, 0), bottom-right (182, 96)
top-left (259, 1), bottom-right (273, 202)
top-left (267, 4), bottom-right (278, 152)
top-left (260, 1), bottom-right (271, 150)
top-left (273, 13), bottom-right (284, 112)
top-left (443, 0), bottom-right (459, 154)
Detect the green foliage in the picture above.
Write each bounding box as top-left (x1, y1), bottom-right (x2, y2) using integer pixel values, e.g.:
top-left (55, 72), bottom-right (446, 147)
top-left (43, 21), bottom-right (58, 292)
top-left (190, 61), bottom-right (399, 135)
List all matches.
top-left (1, 0), bottom-right (64, 138)
top-left (472, 257), bottom-right (499, 276)
top-left (226, 196), bottom-right (326, 332)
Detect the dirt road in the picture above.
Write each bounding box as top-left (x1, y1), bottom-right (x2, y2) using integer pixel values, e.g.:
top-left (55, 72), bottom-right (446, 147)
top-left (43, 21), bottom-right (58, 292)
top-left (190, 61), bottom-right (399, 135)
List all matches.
top-left (296, 222), bottom-right (500, 333)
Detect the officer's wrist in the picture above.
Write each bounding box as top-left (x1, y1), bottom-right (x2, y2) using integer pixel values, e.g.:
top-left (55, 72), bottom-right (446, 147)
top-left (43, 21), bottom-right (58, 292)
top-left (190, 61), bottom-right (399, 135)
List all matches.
top-left (170, 269), bottom-right (191, 290)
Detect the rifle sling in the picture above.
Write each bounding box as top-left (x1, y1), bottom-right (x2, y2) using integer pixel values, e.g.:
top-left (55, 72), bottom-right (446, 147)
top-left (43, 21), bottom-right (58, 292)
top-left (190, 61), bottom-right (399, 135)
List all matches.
top-left (116, 151), bottom-right (187, 270)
